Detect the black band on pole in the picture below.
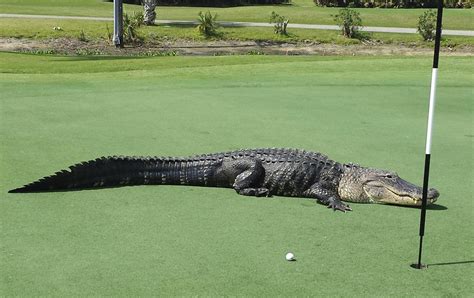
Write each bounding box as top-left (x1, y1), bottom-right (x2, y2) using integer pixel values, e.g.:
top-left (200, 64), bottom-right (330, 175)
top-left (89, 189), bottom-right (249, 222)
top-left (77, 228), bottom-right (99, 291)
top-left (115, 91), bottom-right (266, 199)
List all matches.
top-left (419, 154), bottom-right (431, 238)
top-left (414, 154), bottom-right (431, 269)
top-left (432, 0), bottom-right (444, 69)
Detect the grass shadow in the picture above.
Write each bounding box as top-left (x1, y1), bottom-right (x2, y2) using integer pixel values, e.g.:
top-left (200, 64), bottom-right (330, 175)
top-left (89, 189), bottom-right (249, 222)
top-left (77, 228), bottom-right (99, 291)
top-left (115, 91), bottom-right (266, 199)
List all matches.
top-left (428, 260), bottom-right (474, 267)
top-left (51, 55), bottom-right (150, 62)
top-left (157, 23), bottom-right (196, 29)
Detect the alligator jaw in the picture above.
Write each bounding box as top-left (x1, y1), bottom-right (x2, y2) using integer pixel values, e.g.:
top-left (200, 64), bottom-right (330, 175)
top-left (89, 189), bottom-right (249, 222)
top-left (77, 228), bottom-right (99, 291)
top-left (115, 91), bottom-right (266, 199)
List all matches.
top-left (378, 187), bottom-right (440, 206)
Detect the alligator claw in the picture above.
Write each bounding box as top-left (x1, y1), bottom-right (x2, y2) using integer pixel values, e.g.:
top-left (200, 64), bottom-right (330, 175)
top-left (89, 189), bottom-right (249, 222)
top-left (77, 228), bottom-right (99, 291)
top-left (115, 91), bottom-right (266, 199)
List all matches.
top-left (327, 201), bottom-right (352, 212)
top-left (236, 187), bottom-right (270, 197)
top-left (255, 188), bottom-right (270, 197)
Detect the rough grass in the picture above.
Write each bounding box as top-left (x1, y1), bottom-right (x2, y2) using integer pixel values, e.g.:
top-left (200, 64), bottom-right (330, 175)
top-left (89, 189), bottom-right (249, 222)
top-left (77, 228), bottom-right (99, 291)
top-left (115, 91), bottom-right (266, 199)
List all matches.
top-left (1, 0), bottom-right (473, 48)
top-left (0, 0), bottom-right (473, 30)
top-left (1, 53), bottom-right (473, 296)
top-left (2, 18), bottom-right (473, 48)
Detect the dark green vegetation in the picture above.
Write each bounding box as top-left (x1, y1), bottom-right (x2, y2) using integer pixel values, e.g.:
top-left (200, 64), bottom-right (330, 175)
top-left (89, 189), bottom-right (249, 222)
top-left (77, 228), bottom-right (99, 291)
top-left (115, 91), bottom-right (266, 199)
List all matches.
top-left (1, 53), bottom-right (473, 296)
top-left (314, 0), bottom-right (473, 8)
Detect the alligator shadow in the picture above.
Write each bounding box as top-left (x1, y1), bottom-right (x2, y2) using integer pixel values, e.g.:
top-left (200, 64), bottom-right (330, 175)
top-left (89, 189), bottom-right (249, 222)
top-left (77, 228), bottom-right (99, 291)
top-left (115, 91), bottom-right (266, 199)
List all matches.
top-left (8, 184), bottom-right (143, 193)
top-left (385, 203), bottom-right (448, 211)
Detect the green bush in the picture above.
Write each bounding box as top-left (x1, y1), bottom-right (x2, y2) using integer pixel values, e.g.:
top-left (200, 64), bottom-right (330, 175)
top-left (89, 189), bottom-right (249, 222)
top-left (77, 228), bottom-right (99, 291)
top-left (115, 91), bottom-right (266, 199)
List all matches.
top-left (123, 12), bottom-right (144, 43)
top-left (78, 30), bottom-right (88, 42)
top-left (417, 9), bottom-right (436, 41)
top-left (333, 8), bottom-right (362, 38)
top-left (269, 11), bottom-right (289, 35)
top-left (197, 11), bottom-right (220, 37)
top-left (314, 0), bottom-right (340, 6)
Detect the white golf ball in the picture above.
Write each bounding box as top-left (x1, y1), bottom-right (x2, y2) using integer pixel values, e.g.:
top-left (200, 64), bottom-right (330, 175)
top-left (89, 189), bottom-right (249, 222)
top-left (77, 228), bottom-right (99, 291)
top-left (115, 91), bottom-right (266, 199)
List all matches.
top-left (285, 252), bottom-right (295, 261)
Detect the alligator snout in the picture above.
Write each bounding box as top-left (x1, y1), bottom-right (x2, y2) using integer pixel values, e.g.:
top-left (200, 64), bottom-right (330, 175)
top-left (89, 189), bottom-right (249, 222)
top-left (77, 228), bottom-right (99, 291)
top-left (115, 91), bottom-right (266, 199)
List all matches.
top-left (428, 188), bottom-right (440, 202)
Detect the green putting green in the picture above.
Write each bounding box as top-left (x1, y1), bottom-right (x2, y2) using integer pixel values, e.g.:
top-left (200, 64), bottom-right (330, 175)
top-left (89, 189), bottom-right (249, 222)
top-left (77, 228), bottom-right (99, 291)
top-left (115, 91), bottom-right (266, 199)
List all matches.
top-left (1, 53), bottom-right (472, 296)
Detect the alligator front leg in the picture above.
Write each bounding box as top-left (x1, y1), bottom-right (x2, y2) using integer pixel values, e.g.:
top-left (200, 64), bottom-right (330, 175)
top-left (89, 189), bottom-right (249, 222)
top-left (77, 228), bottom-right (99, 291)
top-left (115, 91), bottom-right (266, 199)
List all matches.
top-left (303, 183), bottom-right (352, 212)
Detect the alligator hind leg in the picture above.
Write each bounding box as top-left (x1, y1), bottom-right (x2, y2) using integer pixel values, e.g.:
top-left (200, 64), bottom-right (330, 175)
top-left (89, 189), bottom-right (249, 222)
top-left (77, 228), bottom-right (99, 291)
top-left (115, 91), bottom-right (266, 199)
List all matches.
top-left (230, 159), bottom-right (270, 197)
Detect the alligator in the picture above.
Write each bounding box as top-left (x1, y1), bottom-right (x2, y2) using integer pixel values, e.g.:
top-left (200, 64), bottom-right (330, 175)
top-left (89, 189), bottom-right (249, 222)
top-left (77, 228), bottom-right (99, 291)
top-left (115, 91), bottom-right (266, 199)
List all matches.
top-left (8, 148), bottom-right (440, 212)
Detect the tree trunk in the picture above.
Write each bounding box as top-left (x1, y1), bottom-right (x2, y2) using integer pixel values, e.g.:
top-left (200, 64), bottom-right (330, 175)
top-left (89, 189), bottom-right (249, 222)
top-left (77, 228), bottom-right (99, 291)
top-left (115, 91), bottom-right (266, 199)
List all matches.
top-left (143, 0), bottom-right (157, 25)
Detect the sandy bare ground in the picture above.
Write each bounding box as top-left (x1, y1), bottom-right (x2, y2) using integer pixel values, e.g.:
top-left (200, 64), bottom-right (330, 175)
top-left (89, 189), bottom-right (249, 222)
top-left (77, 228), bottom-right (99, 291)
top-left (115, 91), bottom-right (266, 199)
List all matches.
top-left (1, 37), bottom-right (473, 56)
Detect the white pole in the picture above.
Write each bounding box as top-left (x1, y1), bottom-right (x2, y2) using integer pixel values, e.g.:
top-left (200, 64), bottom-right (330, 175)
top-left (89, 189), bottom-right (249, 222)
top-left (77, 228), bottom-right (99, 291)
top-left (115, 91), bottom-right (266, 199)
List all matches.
top-left (425, 68), bottom-right (438, 155)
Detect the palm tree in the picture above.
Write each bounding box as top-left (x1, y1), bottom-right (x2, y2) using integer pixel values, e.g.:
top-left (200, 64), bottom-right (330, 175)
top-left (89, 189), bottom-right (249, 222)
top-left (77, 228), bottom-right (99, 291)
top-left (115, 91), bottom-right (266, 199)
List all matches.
top-left (143, 0), bottom-right (157, 25)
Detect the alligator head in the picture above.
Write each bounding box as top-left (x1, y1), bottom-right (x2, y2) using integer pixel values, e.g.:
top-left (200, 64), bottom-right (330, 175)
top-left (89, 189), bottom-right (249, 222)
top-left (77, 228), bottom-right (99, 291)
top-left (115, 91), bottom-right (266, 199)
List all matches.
top-left (338, 164), bottom-right (439, 206)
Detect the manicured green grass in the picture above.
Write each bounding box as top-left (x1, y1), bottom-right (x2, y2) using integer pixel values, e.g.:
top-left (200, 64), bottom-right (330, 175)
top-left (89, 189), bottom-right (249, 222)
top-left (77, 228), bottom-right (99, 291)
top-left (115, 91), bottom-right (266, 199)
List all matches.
top-left (1, 53), bottom-right (473, 296)
top-left (1, 0), bottom-right (473, 30)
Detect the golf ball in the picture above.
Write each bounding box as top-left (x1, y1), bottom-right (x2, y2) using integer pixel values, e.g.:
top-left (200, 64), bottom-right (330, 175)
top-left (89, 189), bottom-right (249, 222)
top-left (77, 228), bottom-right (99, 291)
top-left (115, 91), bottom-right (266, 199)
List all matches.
top-left (285, 252), bottom-right (295, 261)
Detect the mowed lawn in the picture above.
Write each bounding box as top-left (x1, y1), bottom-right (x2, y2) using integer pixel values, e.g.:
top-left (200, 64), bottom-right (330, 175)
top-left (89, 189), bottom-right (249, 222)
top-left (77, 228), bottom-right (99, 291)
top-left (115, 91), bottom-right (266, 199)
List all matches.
top-left (0, 53), bottom-right (473, 296)
top-left (1, 0), bottom-right (473, 30)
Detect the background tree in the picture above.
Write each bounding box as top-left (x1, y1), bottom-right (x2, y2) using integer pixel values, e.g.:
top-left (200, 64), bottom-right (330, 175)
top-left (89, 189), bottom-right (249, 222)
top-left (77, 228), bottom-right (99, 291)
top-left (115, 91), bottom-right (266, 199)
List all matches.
top-left (417, 9), bottom-right (437, 41)
top-left (333, 8), bottom-right (362, 38)
top-left (143, 0), bottom-right (158, 25)
top-left (269, 12), bottom-right (289, 35)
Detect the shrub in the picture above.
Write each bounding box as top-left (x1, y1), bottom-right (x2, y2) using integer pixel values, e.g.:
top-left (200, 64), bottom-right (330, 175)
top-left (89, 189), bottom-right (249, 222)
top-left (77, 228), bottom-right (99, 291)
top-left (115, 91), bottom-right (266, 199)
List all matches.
top-left (417, 9), bottom-right (436, 41)
top-left (363, 1), bottom-right (375, 7)
top-left (78, 30), bottom-right (88, 42)
top-left (197, 11), bottom-right (220, 37)
top-left (312, 0), bottom-right (467, 8)
top-left (333, 8), bottom-right (362, 38)
top-left (314, 0), bottom-right (352, 6)
top-left (105, 24), bottom-right (112, 43)
top-left (269, 11), bottom-right (289, 35)
top-left (123, 12), bottom-right (144, 43)
top-left (314, 0), bottom-right (336, 6)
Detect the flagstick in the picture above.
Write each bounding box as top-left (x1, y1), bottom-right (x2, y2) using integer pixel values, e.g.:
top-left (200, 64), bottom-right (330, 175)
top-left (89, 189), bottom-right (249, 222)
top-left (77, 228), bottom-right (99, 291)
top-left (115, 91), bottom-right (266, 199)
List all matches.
top-left (412, 1), bottom-right (444, 270)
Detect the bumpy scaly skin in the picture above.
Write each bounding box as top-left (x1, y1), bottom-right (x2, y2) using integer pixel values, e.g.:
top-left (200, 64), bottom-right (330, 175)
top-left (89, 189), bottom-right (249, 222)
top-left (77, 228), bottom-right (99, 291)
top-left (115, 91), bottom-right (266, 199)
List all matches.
top-left (8, 148), bottom-right (440, 212)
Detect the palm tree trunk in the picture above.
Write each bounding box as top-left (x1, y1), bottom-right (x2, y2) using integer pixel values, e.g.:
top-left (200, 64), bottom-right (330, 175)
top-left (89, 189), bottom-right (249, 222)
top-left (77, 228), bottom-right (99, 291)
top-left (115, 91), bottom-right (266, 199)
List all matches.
top-left (143, 0), bottom-right (157, 25)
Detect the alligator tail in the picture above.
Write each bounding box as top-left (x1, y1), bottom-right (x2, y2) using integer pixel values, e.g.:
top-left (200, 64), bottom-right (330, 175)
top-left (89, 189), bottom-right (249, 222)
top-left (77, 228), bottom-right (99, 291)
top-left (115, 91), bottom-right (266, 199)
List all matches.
top-left (8, 156), bottom-right (218, 193)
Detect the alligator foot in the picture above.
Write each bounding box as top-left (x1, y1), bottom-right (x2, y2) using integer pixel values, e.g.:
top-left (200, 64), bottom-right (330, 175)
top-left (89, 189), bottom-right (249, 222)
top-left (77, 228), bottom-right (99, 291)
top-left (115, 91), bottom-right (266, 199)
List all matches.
top-left (236, 188), bottom-right (270, 197)
top-left (327, 198), bottom-right (352, 212)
